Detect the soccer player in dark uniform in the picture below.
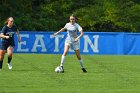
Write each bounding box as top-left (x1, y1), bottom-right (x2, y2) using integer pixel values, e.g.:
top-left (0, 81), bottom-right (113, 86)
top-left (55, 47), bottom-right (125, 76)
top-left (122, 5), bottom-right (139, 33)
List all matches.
top-left (0, 17), bottom-right (21, 71)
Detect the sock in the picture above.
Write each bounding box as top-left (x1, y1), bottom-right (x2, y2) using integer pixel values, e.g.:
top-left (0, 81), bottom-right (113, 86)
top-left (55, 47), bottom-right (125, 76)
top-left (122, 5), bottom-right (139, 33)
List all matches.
top-left (0, 60), bottom-right (3, 69)
top-left (60, 55), bottom-right (66, 67)
top-left (8, 57), bottom-right (12, 64)
top-left (79, 59), bottom-right (84, 68)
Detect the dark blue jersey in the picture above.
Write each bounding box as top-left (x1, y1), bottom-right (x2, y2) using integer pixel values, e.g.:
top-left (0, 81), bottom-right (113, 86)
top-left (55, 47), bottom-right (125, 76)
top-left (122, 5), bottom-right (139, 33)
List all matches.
top-left (1, 24), bottom-right (18, 43)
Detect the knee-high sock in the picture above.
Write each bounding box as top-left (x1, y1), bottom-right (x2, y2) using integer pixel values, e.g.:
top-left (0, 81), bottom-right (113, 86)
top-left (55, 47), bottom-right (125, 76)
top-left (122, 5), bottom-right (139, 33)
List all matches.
top-left (79, 59), bottom-right (84, 68)
top-left (8, 57), bottom-right (12, 64)
top-left (0, 60), bottom-right (3, 69)
top-left (60, 55), bottom-right (66, 67)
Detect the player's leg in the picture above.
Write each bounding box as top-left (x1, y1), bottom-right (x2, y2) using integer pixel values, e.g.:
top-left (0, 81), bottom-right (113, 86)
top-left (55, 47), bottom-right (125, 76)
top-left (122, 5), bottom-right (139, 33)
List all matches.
top-left (74, 49), bottom-right (87, 72)
top-left (7, 46), bottom-right (14, 69)
top-left (60, 45), bottom-right (70, 67)
top-left (0, 50), bottom-right (6, 70)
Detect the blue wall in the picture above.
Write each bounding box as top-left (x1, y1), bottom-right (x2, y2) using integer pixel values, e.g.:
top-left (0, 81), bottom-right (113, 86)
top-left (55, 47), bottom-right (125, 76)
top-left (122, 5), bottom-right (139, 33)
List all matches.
top-left (13, 31), bottom-right (140, 55)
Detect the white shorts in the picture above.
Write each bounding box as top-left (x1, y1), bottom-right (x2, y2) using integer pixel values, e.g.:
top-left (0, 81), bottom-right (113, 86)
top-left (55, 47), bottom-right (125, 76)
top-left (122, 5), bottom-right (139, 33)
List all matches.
top-left (65, 40), bottom-right (80, 50)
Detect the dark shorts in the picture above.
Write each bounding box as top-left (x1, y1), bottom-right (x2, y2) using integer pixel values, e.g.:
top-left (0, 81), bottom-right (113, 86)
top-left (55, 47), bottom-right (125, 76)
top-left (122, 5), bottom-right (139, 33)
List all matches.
top-left (0, 42), bottom-right (15, 50)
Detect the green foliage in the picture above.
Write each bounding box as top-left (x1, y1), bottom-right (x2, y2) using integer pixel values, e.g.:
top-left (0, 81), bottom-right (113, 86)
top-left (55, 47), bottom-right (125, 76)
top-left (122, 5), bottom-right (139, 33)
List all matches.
top-left (0, 0), bottom-right (140, 32)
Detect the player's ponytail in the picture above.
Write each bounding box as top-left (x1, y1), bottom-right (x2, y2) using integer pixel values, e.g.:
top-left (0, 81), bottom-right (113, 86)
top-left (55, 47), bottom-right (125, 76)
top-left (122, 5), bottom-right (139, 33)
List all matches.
top-left (4, 18), bottom-right (9, 25)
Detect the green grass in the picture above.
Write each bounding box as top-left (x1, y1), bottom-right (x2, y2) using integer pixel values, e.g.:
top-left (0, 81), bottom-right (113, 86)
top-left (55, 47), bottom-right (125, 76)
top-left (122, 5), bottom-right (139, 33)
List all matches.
top-left (0, 54), bottom-right (140, 93)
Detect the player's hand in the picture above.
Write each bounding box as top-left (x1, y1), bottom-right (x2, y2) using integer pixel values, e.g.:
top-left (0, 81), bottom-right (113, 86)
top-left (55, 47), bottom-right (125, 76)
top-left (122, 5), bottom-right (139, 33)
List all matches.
top-left (53, 32), bottom-right (58, 37)
top-left (74, 38), bottom-right (79, 42)
top-left (5, 36), bottom-right (9, 39)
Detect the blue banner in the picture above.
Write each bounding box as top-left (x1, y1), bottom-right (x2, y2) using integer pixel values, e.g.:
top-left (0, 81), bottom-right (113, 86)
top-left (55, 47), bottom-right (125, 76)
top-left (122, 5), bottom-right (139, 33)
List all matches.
top-left (12, 31), bottom-right (140, 55)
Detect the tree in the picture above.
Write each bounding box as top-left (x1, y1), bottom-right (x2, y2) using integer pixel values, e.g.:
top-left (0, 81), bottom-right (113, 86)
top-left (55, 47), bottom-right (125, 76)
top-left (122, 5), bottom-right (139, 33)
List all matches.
top-left (0, 0), bottom-right (140, 32)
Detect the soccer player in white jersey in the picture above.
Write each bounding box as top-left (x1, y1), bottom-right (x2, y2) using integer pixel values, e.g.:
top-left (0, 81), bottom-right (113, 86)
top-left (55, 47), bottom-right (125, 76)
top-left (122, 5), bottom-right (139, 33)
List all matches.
top-left (54, 14), bottom-right (87, 73)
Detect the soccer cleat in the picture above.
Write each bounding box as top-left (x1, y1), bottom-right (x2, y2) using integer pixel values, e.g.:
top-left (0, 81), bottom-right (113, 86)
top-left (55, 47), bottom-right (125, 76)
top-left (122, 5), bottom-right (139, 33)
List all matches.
top-left (7, 63), bottom-right (12, 70)
top-left (82, 68), bottom-right (87, 73)
top-left (61, 66), bottom-right (64, 73)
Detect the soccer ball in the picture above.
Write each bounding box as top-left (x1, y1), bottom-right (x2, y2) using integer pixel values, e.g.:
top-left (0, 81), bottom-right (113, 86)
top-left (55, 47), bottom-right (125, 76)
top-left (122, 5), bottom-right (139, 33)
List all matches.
top-left (55, 66), bottom-right (63, 73)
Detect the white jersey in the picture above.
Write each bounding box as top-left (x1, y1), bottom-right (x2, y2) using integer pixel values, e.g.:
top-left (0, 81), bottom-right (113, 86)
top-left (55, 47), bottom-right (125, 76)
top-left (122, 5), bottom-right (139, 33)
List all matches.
top-left (64, 23), bottom-right (82, 41)
top-left (64, 23), bottom-right (82, 50)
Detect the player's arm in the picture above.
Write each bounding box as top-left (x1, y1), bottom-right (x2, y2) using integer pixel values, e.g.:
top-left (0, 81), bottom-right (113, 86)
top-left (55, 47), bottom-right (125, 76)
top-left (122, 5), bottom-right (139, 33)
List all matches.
top-left (54, 27), bottom-right (66, 36)
top-left (16, 29), bottom-right (21, 43)
top-left (75, 30), bottom-right (84, 42)
top-left (0, 26), bottom-right (9, 39)
top-left (0, 33), bottom-right (9, 39)
top-left (74, 24), bottom-right (84, 42)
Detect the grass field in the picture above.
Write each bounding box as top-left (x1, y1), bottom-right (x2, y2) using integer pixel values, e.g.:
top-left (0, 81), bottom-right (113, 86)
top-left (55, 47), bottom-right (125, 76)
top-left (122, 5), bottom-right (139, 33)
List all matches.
top-left (0, 54), bottom-right (140, 93)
